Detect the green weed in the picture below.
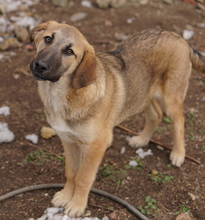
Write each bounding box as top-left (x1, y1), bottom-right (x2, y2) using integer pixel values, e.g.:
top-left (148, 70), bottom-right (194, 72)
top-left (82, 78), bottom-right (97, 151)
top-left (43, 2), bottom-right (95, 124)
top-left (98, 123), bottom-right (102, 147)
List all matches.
top-left (155, 127), bottom-right (163, 133)
top-left (18, 150), bottom-right (64, 166)
top-left (139, 196), bottom-right (158, 217)
top-left (149, 172), bottom-right (174, 185)
top-left (163, 117), bottom-right (171, 123)
top-left (189, 133), bottom-right (196, 141)
top-left (100, 164), bottom-right (127, 183)
top-left (124, 158), bottom-right (144, 170)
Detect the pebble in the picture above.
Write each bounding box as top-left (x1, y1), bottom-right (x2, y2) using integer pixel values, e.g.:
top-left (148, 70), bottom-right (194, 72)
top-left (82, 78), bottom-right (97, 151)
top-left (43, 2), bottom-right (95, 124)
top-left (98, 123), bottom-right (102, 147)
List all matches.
top-left (139, 0), bottom-right (149, 5)
top-left (0, 37), bottom-right (20, 51)
top-left (120, 146), bottom-right (126, 154)
top-left (136, 148), bottom-right (153, 159)
top-left (114, 32), bottom-right (129, 40)
top-left (175, 213), bottom-right (191, 220)
top-left (129, 160), bottom-right (138, 167)
top-left (163, 0), bottom-right (173, 5)
top-left (183, 30), bottom-right (194, 40)
top-left (188, 192), bottom-right (196, 201)
top-left (81, 0), bottom-right (92, 8)
top-left (0, 106), bottom-right (10, 116)
top-left (197, 2), bottom-right (205, 11)
top-left (110, 0), bottom-right (127, 8)
top-left (156, 145), bottom-right (164, 150)
top-left (0, 122), bottom-right (15, 143)
top-left (70, 12), bottom-right (88, 22)
top-left (0, 3), bottom-right (6, 14)
top-left (25, 134), bottom-right (39, 144)
top-left (51, 0), bottom-right (68, 7)
top-left (41, 127), bottom-right (56, 139)
top-left (151, 170), bottom-right (158, 175)
top-left (14, 25), bottom-right (29, 42)
top-left (95, 0), bottom-right (110, 8)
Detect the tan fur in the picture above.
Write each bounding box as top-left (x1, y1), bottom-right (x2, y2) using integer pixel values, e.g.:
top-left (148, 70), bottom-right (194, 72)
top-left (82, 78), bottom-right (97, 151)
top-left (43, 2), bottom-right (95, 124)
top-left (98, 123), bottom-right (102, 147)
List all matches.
top-left (30, 21), bottom-right (205, 217)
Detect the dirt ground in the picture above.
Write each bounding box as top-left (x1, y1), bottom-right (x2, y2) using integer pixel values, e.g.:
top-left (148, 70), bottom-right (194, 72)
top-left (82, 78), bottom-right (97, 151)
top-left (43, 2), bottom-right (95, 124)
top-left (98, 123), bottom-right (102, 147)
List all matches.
top-left (0, 0), bottom-right (205, 219)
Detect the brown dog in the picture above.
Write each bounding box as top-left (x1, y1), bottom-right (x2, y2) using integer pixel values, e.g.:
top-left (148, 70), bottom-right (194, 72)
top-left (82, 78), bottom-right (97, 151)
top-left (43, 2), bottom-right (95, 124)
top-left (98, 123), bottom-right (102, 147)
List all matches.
top-left (30, 21), bottom-right (205, 217)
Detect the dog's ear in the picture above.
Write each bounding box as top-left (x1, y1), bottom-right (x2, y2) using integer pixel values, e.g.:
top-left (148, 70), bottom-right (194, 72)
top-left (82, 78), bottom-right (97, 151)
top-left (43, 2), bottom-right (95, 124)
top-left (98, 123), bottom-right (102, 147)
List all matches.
top-left (72, 46), bottom-right (97, 89)
top-left (30, 21), bottom-right (53, 44)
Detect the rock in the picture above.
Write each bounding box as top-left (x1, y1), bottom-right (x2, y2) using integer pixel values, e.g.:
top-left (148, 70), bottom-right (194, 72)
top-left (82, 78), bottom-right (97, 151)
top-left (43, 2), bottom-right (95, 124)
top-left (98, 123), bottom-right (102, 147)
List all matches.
top-left (109, 211), bottom-right (119, 220)
top-left (104, 20), bottom-right (112, 27)
top-left (175, 213), bottom-right (191, 220)
top-left (114, 32), bottom-right (129, 40)
top-left (110, 0), bottom-right (127, 8)
top-left (14, 25), bottom-right (29, 42)
top-left (41, 127), bottom-right (56, 139)
top-left (81, 0), bottom-right (92, 8)
top-left (70, 12), bottom-right (88, 22)
top-left (0, 3), bottom-right (6, 14)
top-left (96, 0), bottom-right (111, 8)
top-left (151, 170), bottom-right (159, 175)
top-left (0, 38), bottom-right (20, 51)
top-left (183, 30), bottom-right (194, 40)
top-left (51, 0), bottom-right (68, 7)
top-left (157, 145), bottom-right (164, 150)
top-left (163, 0), bottom-right (173, 5)
top-left (139, 0), bottom-right (149, 5)
top-left (197, 0), bottom-right (204, 3)
top-left (129, 160), bottom-right (138, 167)
top-left (188, 192), bottom-right (196, 201)
top-left (197, 2), bottom-right (205, 11)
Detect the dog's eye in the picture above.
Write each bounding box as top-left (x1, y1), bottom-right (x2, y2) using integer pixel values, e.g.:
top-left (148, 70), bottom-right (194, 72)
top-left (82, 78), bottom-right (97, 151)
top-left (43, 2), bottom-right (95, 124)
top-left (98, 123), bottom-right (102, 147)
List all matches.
top-left (44, 36), bottom-right (52, 44)
top-left (64, 48), bottom-right (74, 55)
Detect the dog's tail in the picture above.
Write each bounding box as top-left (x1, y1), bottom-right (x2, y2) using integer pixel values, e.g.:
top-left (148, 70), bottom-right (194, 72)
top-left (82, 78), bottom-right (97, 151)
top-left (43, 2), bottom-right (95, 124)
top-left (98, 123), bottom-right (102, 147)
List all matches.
top-left (190, 47), bottom-right (205, 73)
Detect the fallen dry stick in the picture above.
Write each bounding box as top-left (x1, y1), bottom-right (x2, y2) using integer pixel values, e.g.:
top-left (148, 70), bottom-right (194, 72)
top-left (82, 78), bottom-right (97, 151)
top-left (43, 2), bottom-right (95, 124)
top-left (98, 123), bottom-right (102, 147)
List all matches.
top-left (20, 141), bottom-right (62, 158)
top-left (117, 125), bottom-right (201, 165)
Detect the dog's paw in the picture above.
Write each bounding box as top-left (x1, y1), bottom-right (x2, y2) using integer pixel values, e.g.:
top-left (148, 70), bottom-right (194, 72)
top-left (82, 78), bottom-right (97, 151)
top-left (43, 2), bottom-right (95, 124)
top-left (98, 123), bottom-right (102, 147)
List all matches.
top-left (64, 198), bottom-right (87, 217)
top-left (128, 136), bottom-right (149, 148)
top-left (52, 189), bottom-right (73, 208)
top-left (170, 150), bottom-right (185, 167)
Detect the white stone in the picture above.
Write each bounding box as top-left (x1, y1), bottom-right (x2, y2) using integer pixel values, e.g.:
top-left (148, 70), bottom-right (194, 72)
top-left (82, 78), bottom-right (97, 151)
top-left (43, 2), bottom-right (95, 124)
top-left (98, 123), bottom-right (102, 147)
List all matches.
top-left (25, 134), bottom-right (38, 144)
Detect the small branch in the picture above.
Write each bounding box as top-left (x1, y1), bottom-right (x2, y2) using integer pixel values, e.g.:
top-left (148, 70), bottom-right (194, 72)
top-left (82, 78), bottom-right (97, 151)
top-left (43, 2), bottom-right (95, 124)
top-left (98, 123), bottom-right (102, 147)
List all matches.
top-left (18, 141), bottom-right (62, 158)
top-left (116, 125), bottom-right (201, 165)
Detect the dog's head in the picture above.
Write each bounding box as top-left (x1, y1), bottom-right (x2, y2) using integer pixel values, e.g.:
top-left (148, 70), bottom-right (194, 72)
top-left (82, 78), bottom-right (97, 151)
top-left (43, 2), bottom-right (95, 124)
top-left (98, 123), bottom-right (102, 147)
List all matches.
top-left (30, 21), bottom-right (97, 89)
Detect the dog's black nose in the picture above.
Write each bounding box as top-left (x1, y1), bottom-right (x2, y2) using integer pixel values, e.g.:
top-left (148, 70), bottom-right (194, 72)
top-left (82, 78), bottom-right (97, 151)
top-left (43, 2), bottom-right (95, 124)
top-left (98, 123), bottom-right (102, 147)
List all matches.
top-left (34, 60), bottom-right (50, 73)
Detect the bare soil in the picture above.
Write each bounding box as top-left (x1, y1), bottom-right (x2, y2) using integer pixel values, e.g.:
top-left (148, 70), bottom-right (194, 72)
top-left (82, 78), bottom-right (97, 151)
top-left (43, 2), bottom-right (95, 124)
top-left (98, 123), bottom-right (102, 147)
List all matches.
top-left (0, 1), bottom-right (205, 220)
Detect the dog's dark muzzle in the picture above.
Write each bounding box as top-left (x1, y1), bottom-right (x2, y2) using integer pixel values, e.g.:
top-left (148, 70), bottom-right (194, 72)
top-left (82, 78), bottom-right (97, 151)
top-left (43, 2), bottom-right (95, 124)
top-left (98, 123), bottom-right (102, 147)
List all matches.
top-left (30, 59), bottom-right (61, 82)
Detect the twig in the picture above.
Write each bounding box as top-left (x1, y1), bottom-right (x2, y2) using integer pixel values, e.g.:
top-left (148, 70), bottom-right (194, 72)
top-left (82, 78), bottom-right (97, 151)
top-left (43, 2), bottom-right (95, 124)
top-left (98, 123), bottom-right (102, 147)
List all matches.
top-left (116, 125), bottom-right (201, 165)
top-left (18, 141), bottom-right (62, 158)
top-left (90, 204), bottom-right (114, 212)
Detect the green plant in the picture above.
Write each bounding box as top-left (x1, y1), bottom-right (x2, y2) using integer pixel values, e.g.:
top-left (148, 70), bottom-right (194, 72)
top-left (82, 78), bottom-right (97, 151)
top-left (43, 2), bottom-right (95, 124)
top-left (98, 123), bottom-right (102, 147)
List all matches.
top-left (180, 205), bottom-right (190, 213)
top-left (139, 196), bottom-right (158, 217)
top-left (18, 150), bottom-right (64, 166)
top-left (163, 117), bottom-right (171, 123)
top-left (149, 172), bottom-right (174, 185)
top-left (155, 127), bottom-right (163, 133)
top-left (175, 205), bottom-right (191, 215)
top-left (124, 158), bottom-right (144, 170)
top-left (189, 132), bottom-right (195, 141)
top-left (100, 164), bottom-right (127, 183)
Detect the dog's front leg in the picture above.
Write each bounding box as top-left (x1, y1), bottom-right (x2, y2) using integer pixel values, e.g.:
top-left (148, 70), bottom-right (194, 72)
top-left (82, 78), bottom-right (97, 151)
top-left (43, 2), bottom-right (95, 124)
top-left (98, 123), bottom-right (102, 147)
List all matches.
top-left (64, 142), bottom-right (107, 217)
top-left (52, 141), bottom-right (82, 208)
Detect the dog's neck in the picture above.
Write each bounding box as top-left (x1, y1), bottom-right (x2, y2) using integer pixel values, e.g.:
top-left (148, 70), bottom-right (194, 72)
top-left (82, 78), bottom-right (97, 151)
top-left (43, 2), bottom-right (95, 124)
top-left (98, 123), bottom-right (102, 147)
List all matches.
top-left (37, 67), bottom-right (106, 125)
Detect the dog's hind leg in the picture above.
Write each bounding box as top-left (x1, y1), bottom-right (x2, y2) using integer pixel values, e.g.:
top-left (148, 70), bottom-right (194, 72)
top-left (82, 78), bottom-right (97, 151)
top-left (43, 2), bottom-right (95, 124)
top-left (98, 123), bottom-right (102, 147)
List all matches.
top-left (163, 99), bottom-right (186, 167)
top-left (129, 98), bottom-right (162, 148)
